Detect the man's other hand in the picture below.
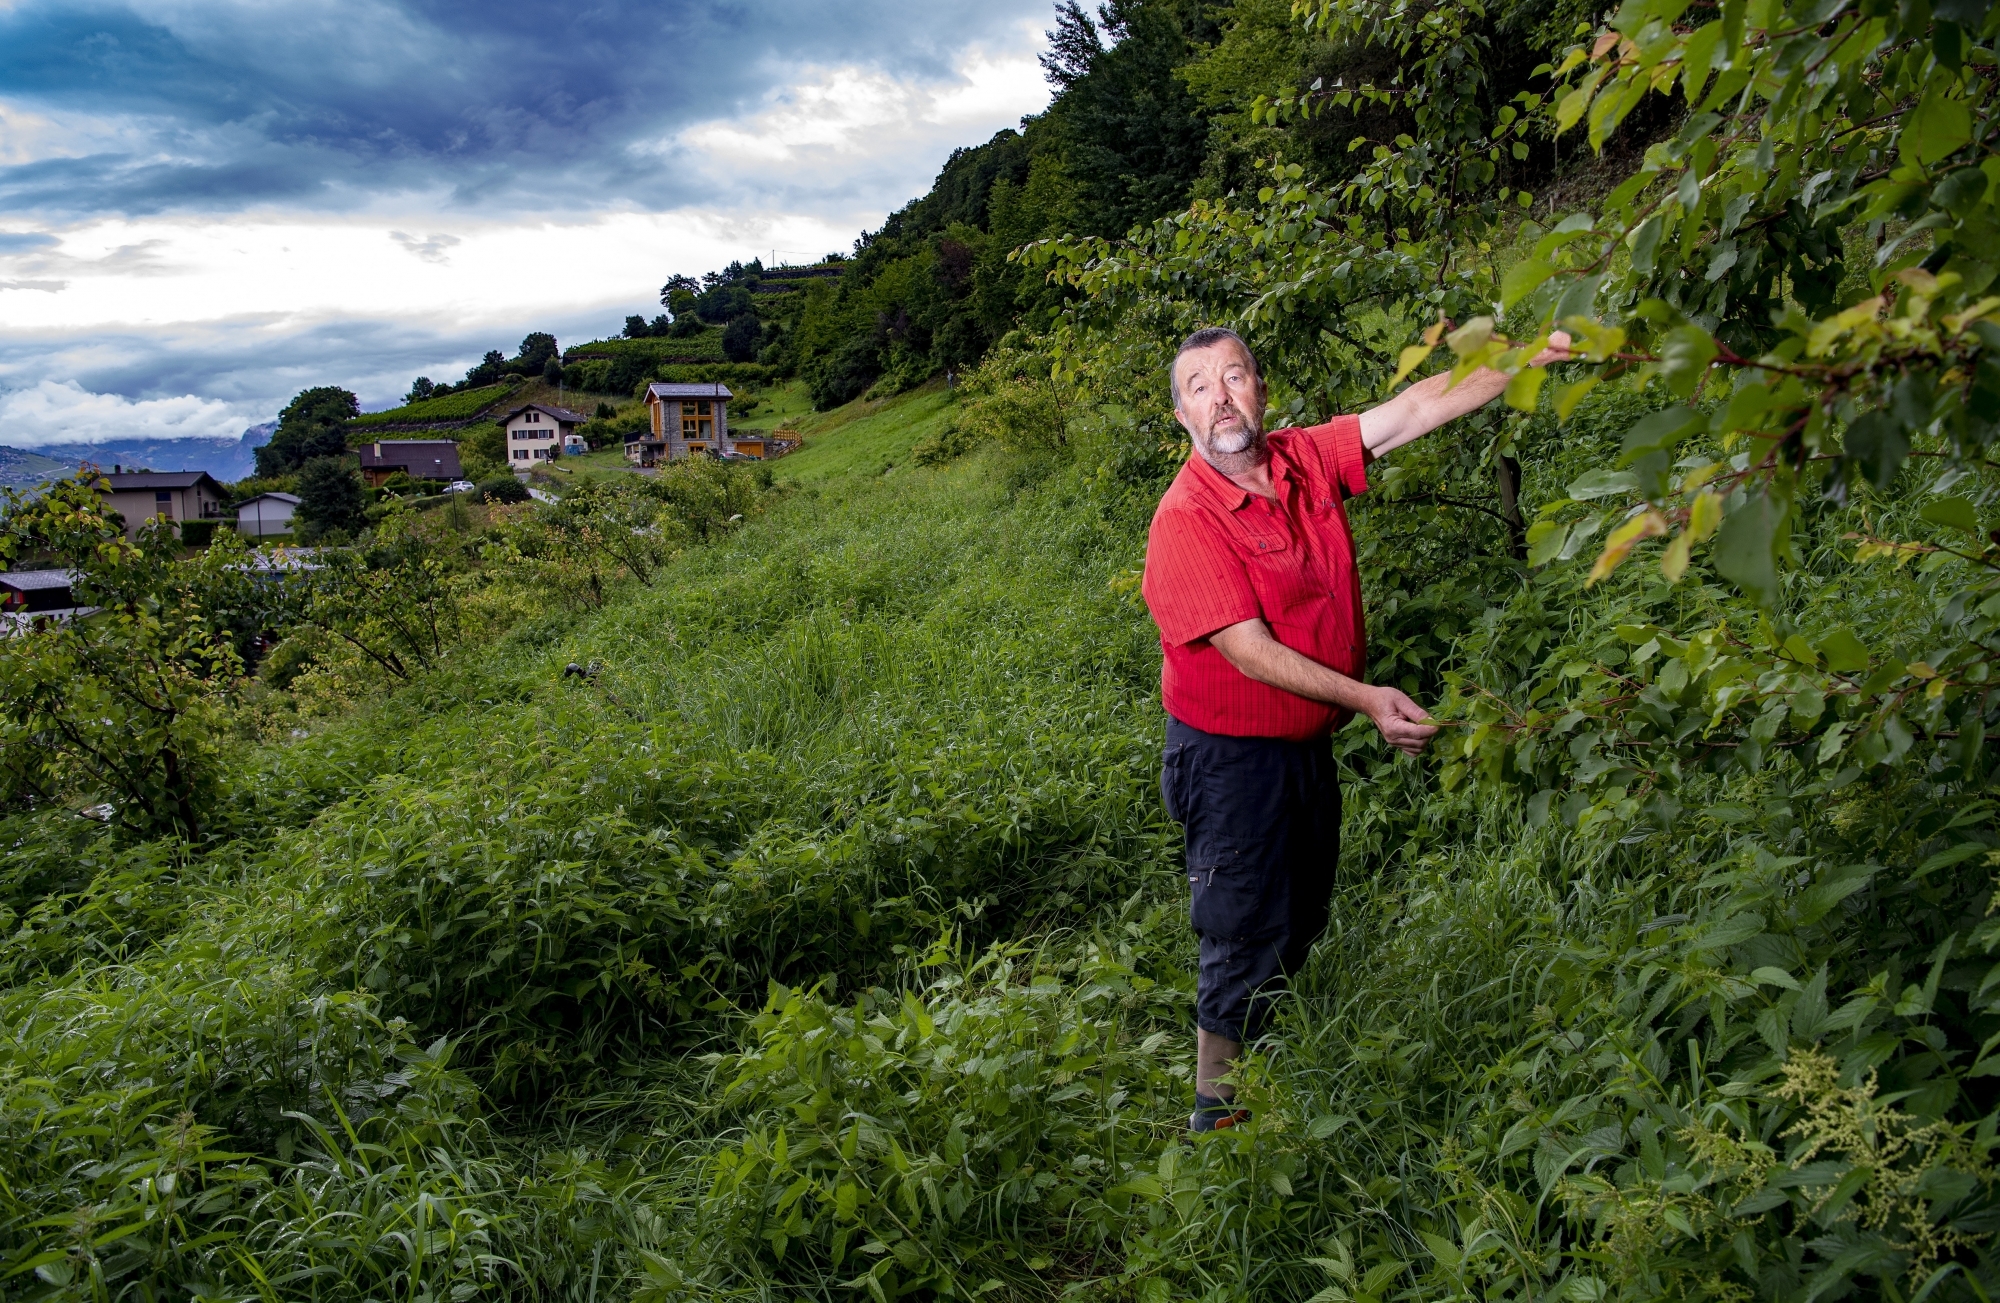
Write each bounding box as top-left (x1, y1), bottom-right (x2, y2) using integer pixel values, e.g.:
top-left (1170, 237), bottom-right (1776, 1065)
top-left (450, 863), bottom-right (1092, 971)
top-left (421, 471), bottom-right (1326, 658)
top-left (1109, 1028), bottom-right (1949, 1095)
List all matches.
top-left (1364, 686), bottom-right (1438, 755)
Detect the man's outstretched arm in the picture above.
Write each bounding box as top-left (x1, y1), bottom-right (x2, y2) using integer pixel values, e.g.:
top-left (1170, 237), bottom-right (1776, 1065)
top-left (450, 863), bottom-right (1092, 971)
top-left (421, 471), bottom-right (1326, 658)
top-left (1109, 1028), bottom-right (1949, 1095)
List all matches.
top-left (1357, 330), bottom-right (1572, 460)
top-left (1208, 618), bottom-right (1437, 755)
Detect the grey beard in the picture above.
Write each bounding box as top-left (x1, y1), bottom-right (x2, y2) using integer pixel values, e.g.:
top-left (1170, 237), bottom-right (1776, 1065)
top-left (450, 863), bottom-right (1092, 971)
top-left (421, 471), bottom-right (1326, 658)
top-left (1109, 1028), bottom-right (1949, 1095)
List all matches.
top-left (1194, 419), bottom-right (1266, 475)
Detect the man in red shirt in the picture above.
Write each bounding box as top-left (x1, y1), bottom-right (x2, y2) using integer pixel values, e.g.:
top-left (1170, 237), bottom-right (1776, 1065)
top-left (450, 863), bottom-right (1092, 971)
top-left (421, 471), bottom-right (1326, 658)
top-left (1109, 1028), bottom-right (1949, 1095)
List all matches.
top-left (1144, 325), bottom-right (1568, 1131)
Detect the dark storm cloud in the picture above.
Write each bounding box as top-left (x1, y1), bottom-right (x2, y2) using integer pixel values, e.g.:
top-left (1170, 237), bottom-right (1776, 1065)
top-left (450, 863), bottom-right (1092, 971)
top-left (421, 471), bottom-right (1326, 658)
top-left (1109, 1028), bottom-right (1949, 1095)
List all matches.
top-left (0, 304), bottom-right (664, 423)
top-left (0, 0), bottom-right (1045, 217)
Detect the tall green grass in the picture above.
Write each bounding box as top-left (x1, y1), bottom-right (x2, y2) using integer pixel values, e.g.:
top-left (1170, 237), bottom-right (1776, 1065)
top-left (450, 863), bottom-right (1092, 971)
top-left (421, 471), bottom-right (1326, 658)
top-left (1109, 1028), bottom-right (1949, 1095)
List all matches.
top-left (6, 381), bottom-right (1991, 1301)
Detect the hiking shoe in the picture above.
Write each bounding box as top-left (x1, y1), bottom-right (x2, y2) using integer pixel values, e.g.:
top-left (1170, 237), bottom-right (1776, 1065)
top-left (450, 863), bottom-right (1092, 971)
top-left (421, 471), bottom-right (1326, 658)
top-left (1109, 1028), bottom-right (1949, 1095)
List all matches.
top-left (1189, 1093), bottom-right (1249, 1132)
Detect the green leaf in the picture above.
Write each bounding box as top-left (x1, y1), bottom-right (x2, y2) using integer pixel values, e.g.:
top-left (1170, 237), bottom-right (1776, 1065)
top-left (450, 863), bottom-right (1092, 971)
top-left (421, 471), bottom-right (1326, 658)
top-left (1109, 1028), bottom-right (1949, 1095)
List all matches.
top-left (1793, 864), bottom-right (1879, 927)
top-left (1658, 325), bottom-right (1719, 398)
top-left (1713, 488), bottom-right (1786, 606)
top-left (1901, 88), bottom-right (1973, 168)
top-left (1527, 522), bottom-right (1571, 566)
top-left (1619, 406), bottom-right (1705, 463)
top-left (1681, 21), bottom-right (1722, 103)
top-left (1505, 366), bottom-right (1548, 411)
top-left (1553, 376), bottom-right (1602, 419)
top-left (1913, 843), bottom-right (1988, 881)
top-left (1628, 215), bottom-right (1664, 273)
top-left (1922, 495), bottom-right (1981, 534)
top-left (1567, 469), bottom-right (1640, 500)
top-left (1501, 259), bottom-right (1558, 309)
top-left (1816, 627), bottom-right (1869, 673)
top-left (1843, 412), bottom-right (1909, 489)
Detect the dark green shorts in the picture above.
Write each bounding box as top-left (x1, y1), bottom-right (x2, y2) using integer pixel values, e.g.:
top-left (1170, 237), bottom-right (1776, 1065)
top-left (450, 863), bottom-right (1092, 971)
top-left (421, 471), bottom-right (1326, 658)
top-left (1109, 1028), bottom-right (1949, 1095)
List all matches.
top-left (1162, 716), bottom-right (1341, 1040)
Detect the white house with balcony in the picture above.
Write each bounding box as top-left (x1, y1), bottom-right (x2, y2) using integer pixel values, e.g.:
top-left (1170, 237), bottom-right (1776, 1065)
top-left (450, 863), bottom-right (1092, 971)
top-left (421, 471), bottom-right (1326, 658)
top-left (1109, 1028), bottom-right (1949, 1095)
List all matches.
top-left (500, 403), bottom-right (589, 466)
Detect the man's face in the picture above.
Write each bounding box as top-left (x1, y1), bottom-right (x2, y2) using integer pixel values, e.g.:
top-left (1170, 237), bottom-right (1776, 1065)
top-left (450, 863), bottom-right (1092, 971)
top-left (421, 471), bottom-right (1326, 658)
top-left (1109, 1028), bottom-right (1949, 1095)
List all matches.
top-left (1173, 340), bottom-right (1266, 463)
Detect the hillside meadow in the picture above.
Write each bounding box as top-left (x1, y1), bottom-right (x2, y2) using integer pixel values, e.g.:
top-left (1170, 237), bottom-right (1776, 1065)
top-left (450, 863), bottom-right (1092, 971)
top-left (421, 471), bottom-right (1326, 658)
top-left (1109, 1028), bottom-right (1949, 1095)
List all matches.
top-left (6, 316), bottom-right (1994, 1301)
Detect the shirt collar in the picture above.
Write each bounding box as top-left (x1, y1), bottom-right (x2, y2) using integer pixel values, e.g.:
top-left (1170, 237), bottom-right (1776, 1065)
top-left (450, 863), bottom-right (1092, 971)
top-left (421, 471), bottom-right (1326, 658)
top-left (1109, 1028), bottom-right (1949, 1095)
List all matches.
top-left (1184, 435), bottom-right (1297, 512)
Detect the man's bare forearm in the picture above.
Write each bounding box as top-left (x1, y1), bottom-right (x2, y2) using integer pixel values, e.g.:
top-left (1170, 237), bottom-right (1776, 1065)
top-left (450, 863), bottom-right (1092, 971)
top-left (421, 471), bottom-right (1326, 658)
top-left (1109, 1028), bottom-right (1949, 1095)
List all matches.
top-left (1209, 620), bottom-right (1374, 710)
top-left (1208, 618), bottom-right (1440, 754)
top-left (1358, 368), bottom-right (1510, 458)
top-left (1357, 330), bottom-right (1572, 459)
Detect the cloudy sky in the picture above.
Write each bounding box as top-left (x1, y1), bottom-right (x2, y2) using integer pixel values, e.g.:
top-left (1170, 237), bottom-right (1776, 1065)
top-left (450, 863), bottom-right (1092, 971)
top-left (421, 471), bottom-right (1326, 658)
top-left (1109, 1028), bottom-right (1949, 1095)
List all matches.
top-left (0, 0), bottom-right (1055, 444)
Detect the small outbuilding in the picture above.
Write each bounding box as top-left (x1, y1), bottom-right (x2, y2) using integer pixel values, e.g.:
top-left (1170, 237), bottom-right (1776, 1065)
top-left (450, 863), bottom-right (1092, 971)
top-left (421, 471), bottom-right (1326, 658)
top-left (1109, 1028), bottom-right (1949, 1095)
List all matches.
top-left (0, 569), bottom-right (92, 633)
top-left (358, 440), bottom-right (463, 487)
top-left (234, 491), bottom-right (302, 538)
top-left (0, 568), bottom-right (78, 612)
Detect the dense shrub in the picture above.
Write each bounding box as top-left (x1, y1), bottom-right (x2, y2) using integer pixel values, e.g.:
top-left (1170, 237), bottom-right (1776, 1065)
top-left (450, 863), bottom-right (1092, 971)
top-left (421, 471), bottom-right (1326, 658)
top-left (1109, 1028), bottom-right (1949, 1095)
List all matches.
top-left (177, 519), bottom-right (218, 547)
top-left (477, 474), bottom-right (528, 504)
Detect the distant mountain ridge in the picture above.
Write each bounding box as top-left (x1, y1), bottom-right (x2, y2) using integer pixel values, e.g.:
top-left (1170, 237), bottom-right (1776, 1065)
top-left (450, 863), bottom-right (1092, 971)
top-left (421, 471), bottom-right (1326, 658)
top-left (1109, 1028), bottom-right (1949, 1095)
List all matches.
top-left (0, 423), bottom-right (275, 490)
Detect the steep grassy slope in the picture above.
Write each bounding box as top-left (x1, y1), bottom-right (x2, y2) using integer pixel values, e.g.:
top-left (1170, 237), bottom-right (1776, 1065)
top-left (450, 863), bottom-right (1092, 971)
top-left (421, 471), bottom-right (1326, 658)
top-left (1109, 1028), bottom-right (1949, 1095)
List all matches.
top-left (0, 397), bottom-right (1192, 1298)
top-left (9, 367), bottom-right (1985, 1301)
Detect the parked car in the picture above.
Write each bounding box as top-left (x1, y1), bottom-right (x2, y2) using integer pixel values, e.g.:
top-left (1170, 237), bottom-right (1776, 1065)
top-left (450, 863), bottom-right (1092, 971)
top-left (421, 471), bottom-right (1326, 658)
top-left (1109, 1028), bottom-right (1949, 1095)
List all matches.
top-left (443, 480), bottom-right (477, 494)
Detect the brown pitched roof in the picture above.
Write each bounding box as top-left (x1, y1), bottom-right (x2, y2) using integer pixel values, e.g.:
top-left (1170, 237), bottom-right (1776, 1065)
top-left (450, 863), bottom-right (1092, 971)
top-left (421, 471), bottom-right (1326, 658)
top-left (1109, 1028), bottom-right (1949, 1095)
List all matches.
top-left (101, 471), bottom-right (223, 492)
top-left (358, 440), bottom-right (463, 478)
top-left (499, 403), bottom-right (590, 425)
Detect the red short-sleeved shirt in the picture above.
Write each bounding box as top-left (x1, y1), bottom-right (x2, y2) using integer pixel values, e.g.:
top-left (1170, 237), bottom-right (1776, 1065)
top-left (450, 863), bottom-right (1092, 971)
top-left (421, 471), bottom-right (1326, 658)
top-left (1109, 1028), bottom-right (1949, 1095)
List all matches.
top-left (1141, 417), bottom-right (1370, 741)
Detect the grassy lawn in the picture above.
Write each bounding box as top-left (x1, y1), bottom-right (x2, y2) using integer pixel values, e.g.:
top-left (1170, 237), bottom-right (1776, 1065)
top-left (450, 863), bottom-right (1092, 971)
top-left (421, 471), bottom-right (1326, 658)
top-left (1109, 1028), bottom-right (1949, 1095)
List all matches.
top-left (536, 443), bottom-right (641, 490)
top-left (770, 382), bottom-right (957, 484)
top-left (729, 379), bottom-right (814, 431)
top-left (508, 380), bottom-right (959, 492)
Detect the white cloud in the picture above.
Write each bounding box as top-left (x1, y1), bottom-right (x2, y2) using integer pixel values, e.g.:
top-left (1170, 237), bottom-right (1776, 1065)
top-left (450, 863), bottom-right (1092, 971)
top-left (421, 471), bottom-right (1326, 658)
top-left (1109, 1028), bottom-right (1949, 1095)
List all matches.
top-left (0, 379), bottom-right (251, 446)
top-left (389, 230), bottom-right (461, 263)
top-left (664, 36), bottom-right (1049, 192)
top-left (0, 19), bottom-right (1054, 421)
top-left (0, 101), bottom-right (153, 168)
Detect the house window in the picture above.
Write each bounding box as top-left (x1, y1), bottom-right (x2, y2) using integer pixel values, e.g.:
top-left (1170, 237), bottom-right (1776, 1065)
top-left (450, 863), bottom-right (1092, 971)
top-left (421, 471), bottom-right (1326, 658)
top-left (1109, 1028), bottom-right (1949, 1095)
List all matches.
top-left (682, 401), bottom-right (714, 441)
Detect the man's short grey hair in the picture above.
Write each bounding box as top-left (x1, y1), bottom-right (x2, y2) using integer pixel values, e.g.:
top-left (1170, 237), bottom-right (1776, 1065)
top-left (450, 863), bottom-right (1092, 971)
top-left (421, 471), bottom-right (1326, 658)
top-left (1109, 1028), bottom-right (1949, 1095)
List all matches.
top-left (1171, 327), bottom-right (1261, 410)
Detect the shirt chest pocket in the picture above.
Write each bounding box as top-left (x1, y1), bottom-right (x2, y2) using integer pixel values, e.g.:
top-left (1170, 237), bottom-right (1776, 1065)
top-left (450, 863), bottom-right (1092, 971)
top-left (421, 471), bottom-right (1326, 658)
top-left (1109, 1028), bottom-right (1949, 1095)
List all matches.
top-left (1238, 532), bottom-right (1319, 612)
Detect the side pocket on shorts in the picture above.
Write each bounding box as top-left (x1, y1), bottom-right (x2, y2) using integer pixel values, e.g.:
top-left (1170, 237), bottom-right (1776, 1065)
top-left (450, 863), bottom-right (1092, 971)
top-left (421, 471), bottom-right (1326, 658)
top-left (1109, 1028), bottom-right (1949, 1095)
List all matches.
top-left (1161, 740), bottom-right (1191, 825)
top-left (1188, 840), bottom-right (1269, 942)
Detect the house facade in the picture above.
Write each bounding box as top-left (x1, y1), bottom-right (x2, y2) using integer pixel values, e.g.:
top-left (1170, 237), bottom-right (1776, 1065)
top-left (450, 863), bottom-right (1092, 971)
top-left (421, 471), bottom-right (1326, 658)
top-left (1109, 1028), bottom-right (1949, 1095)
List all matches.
top-left (358, 440), bottom-right (463, 487)
top-left (99, 471), bottom-right (227, 541)
top-left (234, 491), bottom-right (301, 537)
top-left (500, 404), bottom-right (588, 465)
top-left (628, 383), bottom-right (734, 466)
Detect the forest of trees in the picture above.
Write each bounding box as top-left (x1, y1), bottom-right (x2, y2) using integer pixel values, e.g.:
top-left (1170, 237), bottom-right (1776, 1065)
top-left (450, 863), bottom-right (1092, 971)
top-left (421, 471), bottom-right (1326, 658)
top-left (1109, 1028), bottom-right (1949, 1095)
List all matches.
top-left (655, 0), bottom-right (1613, 411)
